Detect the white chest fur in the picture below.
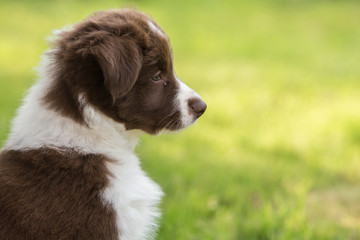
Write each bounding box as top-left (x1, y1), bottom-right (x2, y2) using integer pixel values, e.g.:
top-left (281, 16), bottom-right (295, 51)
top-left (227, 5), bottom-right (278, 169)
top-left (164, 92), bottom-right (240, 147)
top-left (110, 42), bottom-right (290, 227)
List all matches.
top-left (103, 156), bottom-right (163, 240)
top-left (5, 75), bottom-right (164, 240)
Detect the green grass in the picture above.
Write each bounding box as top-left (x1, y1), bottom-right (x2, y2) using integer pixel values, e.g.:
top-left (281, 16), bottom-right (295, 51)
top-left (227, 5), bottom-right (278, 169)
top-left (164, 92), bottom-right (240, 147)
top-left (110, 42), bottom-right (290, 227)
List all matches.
top-left (1, 0), bottom-right (360, 239)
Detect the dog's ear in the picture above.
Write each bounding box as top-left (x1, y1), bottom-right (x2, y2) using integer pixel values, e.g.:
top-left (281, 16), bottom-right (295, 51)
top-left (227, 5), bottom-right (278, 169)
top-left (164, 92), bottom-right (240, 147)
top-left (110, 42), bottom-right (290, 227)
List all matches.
top-left (94, 36), bottom-right (143, 102)
top-left (59, 21), bottom-right (145, 102)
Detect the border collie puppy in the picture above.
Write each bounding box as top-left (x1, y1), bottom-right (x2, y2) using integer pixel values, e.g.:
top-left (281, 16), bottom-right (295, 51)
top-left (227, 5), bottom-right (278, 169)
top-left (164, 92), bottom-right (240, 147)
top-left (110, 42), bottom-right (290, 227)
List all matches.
top-left (0, 9), bottom-right (206, 240)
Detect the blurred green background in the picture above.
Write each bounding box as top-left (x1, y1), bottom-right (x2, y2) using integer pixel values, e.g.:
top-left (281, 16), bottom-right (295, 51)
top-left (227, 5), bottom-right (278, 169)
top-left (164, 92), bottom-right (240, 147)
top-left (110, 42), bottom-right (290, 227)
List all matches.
top-left (1, 0), bottom-right (360, 239)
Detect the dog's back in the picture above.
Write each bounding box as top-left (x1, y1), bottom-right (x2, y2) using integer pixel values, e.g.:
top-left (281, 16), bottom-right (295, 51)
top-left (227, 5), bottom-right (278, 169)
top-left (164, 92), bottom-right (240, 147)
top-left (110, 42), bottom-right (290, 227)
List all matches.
top-left (0, 149), bottom-right (118, 239)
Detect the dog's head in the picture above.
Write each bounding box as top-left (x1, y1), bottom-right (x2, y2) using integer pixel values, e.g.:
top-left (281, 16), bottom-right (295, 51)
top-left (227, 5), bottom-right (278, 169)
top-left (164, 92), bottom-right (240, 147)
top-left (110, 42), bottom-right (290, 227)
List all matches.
top-left (44, 9), bottom-right (206, 134)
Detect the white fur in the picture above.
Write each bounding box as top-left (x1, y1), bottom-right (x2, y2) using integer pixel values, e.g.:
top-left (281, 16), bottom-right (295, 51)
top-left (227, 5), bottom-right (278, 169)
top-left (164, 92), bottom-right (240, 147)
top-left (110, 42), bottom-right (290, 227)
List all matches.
top-left (147, 20), bottom-right (166, 38)
top-left (147, 20), bottom-right (204, 129)
top-left (46, 24), bottom-right (73, 43)
top-left (5, 22), bottom-right (203, 240)
top-left (175, 75), bottom-right (204, 128)
top-left (5, 51), bottom-right (163, 240)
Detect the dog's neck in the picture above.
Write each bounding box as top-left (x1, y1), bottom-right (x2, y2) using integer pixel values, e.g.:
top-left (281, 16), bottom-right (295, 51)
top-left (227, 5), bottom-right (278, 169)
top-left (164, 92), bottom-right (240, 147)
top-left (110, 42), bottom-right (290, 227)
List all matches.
top-left (4, 73), bottom-right (142, 159)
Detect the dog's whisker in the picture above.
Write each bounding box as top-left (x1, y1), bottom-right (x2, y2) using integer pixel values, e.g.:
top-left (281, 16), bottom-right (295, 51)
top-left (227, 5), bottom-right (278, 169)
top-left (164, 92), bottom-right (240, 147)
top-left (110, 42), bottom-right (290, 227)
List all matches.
top-left (0, 8), bottom-right (207, 239)
top-left (163, 119), bottom-right (174, 130)
top-left (157, 110), bottom-right (177, 126)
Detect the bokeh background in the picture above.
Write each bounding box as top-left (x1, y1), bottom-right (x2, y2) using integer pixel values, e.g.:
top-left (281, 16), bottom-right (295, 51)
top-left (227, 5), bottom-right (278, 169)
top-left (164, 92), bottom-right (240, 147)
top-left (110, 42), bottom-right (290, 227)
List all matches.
top-left (1, 0), bottom-right (360, 239)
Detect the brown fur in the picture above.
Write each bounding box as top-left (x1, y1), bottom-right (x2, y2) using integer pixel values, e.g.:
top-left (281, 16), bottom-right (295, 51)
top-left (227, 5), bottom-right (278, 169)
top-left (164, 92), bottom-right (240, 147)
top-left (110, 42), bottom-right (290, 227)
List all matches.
top-left (0, 9), bottom-right (205, 239)
top-left (43, 9), bottom-right (181, 134)
top-left (0, 148), bottom-right (118, 240)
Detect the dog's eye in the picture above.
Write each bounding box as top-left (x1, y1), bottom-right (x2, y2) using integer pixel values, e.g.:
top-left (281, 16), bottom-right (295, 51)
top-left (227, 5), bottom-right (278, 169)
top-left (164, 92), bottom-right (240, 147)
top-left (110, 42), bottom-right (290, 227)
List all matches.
top-left (151, 72), bottom-right (162, 82)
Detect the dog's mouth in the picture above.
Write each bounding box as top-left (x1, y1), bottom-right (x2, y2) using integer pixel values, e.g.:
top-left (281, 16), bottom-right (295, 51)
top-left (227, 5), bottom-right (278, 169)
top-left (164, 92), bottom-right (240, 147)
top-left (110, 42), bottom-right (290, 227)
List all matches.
top-left (155, 111), bottom-right (183, 133)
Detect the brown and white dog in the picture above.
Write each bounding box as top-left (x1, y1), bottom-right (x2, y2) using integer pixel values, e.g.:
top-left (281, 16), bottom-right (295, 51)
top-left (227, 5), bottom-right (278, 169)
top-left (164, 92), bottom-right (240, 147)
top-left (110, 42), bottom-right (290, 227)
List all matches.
top-left (0, 9), bottom-right (206, 240)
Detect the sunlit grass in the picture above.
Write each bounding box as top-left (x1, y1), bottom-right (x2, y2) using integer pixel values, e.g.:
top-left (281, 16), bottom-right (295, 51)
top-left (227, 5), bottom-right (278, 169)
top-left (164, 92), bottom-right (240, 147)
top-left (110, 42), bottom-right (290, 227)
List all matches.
top-left (1, 0), bottom-right (360, 239)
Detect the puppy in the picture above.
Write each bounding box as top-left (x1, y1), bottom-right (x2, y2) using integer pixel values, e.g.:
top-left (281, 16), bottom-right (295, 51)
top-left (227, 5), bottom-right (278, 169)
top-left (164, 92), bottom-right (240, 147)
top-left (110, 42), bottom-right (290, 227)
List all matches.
top-left (0, 9), bottom-right (206, 240)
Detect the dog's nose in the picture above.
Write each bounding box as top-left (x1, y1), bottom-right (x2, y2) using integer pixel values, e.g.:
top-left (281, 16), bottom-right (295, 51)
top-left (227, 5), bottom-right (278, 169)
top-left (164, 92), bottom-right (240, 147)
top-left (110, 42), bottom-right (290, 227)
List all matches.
top-left (189, 98), bottom-right (207, 118)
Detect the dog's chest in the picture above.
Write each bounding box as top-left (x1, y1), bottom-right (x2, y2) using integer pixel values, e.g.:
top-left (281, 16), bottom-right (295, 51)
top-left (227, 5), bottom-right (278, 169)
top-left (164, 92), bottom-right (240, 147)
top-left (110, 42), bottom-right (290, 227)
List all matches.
top-left (102, 154), bottom-right (163, 240)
